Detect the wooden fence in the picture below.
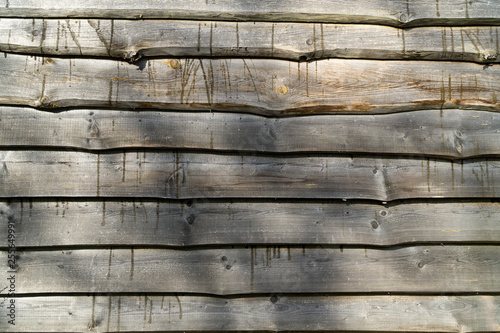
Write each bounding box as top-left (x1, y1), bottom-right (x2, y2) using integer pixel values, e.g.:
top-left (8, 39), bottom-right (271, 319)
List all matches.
top-left (0, 1), bottom-right (499, 331)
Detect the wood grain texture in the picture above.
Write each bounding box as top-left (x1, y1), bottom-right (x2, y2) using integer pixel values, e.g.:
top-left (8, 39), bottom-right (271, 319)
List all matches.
top-left (0, 151), bottom-right (499, 200)
top-left (6, 295), bottom-right (500, 332)
top-left (1, 246), bottom-right (499, 294)
top-left (1, 0), bottom-right (500, 27)
top-left (1, 199), bottom-right (499, 247)
top-left (1, 53), bottom-right (499, 115)
top-left (1, 19), bottom-right (499, 63)
top-left (1, 107), bottom-right (499, 158)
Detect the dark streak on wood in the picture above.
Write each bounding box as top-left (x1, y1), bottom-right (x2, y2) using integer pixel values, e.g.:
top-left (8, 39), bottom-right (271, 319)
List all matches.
top-left (65, 19), bottom-right (83, 55)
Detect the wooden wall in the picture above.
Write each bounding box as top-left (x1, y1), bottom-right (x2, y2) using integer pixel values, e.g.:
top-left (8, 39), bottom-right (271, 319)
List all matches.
top-left (1, 1), bottom-right (499, 332)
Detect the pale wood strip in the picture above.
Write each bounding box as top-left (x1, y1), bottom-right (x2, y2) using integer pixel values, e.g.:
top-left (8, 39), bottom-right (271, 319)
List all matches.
top-left (1, 246), bottom-right (499, 294)
top-left (0, 151), bottom-right (498, 200)
top-left (1, 107), bottom-right (499, 158)
top-left (1, 0), bottom-right (500, 27)
top-left (6, 295), bottom-right (500, 332)
top-left (1, 199), bottom-right (499, 247)
top-left (1, 19), bottom-right (499, 63)
top-left (1, 53), bottom-right (499, 115)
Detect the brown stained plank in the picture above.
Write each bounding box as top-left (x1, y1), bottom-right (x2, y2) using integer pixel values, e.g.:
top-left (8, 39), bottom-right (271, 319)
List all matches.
top-left (1, 53), bottom-right (499, 115)
top-left (1, 246), bottom-right (500, 294)
top-left (6, 295), bottom-right (500, 332)
top-left (1, 108), bottom-right (499, 158)
top-left (0, 151), bottom-right (499, 201)
top-left (1, 0), bottom-right (500, 27)
top-left (1, 19), bottom-right (499, 63)
top-left (1, 199), bottom-right (499, 247)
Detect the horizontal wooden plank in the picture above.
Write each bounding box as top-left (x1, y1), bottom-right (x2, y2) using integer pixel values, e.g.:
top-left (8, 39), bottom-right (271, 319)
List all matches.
top-left (2, 246), bottom-right (500, 294)
top-left (1, 199), bottom-right (499, 247)
top-left (1, 53), bottom-right (499, 115)
top-left (5, 295), bottom-right (499, 332)
top-left (1, 0), bottom-right (500, 27)
top-left (0, 151), bottom-right (499, 200)
top-left (1, 19), bottom-right (499, 63)
top-left (1, 108), bottom-right (499, 158)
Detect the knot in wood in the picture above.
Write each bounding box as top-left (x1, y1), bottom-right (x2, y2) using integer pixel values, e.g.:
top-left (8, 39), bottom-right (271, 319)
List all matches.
top-left (398, 13), bottom-right (408, 24)
top-left (168, 59), bottom-right (181, 69)
top-left (276, 86), bottom-right (288, 95)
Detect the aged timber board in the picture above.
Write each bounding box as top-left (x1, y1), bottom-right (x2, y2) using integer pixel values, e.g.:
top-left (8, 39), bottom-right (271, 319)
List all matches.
top-left (0, 151), bottom-right (498, 200)
top-left (1, 54), bottom-right (499, 115)
top-left (1, 199), bottom-right (499, 247)
top-left (1, 246), bottom-right (499, 294)
top-left (6, 295), bottom-right (500, 332)
top-left (1, 19), bottom-right (499, 63)
top-left (1, 0), bottom-right (500, 27)
top-left (1, 107), bottom-right (499, 158)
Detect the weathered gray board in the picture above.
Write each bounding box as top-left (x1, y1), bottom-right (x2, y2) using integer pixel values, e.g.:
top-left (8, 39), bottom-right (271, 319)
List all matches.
top-left (5, 295), bottom-right (500, 332)
top-left (1, 107), bottom-right (499, 158)
top-left (1, 246), bottom-right (499, 294)
top-left (2, 53), bottom-right (499, 115)
top-left (1, 199), bottom-right (499, 247)
top-left (1, 19), bottom-right (499, 63)
top-left (1, 2), bottom-right (500, 332)
top-left (1, 0), bottom-right (500, 27)
top-left (0, 151), bottom-right (498, 200)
